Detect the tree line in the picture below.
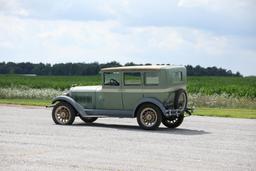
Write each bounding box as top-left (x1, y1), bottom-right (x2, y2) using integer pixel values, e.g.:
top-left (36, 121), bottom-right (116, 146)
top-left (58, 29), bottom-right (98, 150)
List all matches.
top-left (0, 61), bottom-right (241, 76)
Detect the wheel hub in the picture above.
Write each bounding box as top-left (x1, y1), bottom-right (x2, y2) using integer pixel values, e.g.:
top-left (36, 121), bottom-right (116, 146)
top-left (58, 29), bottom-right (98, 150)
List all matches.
top-left (140, 108), bottom-right (157, 127)
top-left (55, 106), bottom-right (71, 124)
top-left (60, 112), bottom-right (67, 118)
top-left (145, 112), bottom-right (153, 121)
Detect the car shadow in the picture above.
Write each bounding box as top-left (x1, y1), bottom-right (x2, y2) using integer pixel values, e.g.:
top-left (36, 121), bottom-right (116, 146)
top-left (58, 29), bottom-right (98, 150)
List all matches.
top-left (72, 122), bottom-right (209, 135)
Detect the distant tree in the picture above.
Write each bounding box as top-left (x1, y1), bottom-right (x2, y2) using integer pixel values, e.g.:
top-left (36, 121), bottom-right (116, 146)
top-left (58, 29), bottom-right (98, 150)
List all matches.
top-left (145, 63), bottom-right (152, 66)
top-left (235, 72), bottom-right (242, 77)
top-left (124, 62), bottom-right (137, 66)
top-left (100, 61), bottom-right (121, 69)
top-left (0, 61), bottom-right (242, 76)
top-left (0, 62), bottom-right (8, 74)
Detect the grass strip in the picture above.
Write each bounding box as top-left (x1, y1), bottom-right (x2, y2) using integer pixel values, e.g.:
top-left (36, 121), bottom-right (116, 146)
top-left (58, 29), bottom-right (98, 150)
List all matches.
top-left (0, 98), bottom-right (50, 106)
top-left (194, 108), bottom-right (256, 119)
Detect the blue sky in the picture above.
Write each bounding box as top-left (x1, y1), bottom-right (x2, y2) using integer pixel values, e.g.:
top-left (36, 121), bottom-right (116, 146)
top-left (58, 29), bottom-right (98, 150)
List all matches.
top-left (0, 0), bottom-right (255, 75)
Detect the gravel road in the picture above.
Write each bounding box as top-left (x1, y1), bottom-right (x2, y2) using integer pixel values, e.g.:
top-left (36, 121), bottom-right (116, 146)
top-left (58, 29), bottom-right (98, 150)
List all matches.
top-left (0, 105), bottom-right (256, 171)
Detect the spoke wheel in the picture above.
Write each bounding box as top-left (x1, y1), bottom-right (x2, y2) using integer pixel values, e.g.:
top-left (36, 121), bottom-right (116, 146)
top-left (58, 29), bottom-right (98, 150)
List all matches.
top-left (137, 104), bottom-right (162, 130)
top-left (140, 108), bottom-right (157, 127)
top-left (52, 102), bottom-right (75, 125)
top-left (162, 115), bottom-right (184, 128)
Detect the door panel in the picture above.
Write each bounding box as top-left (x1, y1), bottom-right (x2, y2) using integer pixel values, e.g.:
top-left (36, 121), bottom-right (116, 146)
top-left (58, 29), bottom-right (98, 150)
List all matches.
top-left (122, 72), bottom-right (143, 110)
top-left (96, 71), bottom-right (123, 110)
top-left (96, 88), bottom-right (123, 110)
top-left (122, 89), bottom-right (143, 110)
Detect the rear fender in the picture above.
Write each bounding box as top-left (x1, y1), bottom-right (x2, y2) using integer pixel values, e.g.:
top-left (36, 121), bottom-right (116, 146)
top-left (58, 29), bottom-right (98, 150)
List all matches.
top-left (133, 97), bottom-right (166, 117)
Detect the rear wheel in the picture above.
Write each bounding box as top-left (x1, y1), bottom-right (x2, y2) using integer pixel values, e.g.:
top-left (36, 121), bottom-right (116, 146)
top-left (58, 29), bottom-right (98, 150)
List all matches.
top-left (137, 104), bottom-right (162, 130)
top-left (52, 102), bottom-right (76, 125)
top-left (162, 90), bottom-right (187, 128)
top-left (79, 116), bottom-right (98, 123)
top-left (162, 115), bottom-right (184, 128)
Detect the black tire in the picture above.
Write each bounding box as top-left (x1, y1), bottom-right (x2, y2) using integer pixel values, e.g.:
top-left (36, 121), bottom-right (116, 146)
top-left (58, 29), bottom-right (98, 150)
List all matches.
top-left (162, 89), bottom-right (187, 128)
top-left (162, 115), bottom-right (184, 128)
top-left (136, 103), bottom-right (162, 130)
top-left (79, 116), bottom-right (98, 123)
top-left (174, 89), bottom-right (188, 110)
top-left (52, 102), bottom-right (76, 125)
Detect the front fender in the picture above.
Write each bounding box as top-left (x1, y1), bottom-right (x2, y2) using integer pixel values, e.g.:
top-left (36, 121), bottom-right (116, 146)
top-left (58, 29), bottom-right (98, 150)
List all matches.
top-left (133, 97), bottom-right (166, 117)
top-left (52, 95), bottom-right (86, 116)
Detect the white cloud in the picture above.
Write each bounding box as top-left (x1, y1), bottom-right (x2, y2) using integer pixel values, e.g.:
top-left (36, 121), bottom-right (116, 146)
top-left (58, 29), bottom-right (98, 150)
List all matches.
top-left (178, 0), bottom-right (209, 8)
top-left (193, 30), bottom-right (229, 55)
top-left (2, 0), bottom-right (254, 35)
top-left (178, 0), bottom-right (256, 10)
top-left (0, 0), bottom-right (29, 16)
top-left (0, 1), bottom-right (255, 75)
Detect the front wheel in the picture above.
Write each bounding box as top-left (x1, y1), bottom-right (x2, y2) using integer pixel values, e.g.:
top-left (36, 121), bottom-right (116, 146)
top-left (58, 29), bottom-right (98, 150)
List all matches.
top-left (52, 102), bottom-right (76, 125)
top-left (136, 104), bottom-right (162, 130)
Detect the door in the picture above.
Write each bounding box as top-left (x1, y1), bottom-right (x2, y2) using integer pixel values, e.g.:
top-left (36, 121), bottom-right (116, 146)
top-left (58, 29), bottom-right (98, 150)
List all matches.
top-left (122, 72), bottom-right (143, 110)
top-left (96, 71), bottom-right (123, 110)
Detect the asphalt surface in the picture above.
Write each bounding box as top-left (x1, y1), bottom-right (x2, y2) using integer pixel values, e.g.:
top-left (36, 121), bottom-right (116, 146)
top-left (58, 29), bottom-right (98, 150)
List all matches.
top-left (0, 105), bottom-right (256, 171)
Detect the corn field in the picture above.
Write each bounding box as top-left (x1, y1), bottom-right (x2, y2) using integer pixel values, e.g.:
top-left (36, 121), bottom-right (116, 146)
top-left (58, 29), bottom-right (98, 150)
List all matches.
top-left (0, 75), bottom-right (255, 108)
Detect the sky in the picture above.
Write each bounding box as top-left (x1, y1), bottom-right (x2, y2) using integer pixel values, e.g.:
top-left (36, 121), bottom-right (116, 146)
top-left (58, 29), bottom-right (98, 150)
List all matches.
top-left (0, 0), bottom-right (255, 76)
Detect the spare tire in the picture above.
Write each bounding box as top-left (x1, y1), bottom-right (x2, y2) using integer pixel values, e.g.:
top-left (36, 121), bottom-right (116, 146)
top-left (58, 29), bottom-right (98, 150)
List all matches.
top-left (174, 89), bottom-right (188, 111)
top-left (162, 89), bottom-right (187, 128)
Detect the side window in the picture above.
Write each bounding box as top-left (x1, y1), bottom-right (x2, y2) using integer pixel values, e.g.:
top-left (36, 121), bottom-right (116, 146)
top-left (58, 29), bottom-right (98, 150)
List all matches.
top-left (174, 71), bottom-right (183, 82)
top-left (145, 72), bottom-right (159, 85)
top-left (104, 72), bottom-right (120, 86)
top-left (124, 72), bottom-right (141, 86)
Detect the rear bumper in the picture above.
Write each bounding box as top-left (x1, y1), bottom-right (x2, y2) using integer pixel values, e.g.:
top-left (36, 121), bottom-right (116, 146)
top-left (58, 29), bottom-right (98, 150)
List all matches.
top-left (165, 107), bottom-right (194, 117)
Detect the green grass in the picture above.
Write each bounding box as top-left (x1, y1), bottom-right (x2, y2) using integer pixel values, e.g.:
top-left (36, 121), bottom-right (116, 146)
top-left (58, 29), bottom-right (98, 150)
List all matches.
top-left (0, 75), bottom-right (255, 118)
top-left (0, 75), bottom-right (255, 98)
top-left (0, 98), bottom-right (255, 119)
top-left (194, 108), bottom-right (256, 119)
top-left (0, 75), bottom-right (100, 90)
top-left (0, 98), bottom-right (50, 106)
top-left (188, 76), bottom-right (256, 98)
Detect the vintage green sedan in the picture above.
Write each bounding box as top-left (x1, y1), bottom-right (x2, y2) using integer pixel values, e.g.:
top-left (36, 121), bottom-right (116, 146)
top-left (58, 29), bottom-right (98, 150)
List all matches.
top-left (50, 65), bottom-right (192, 130)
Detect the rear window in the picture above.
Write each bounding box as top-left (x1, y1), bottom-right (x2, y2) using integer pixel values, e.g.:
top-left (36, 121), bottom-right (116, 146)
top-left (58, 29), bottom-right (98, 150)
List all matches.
top-left (124, 72), bottom-right (141, 86)
top-left (174, 71), bottom-right (183, 82)
top-left (145, 72), bottom-right (159, 85)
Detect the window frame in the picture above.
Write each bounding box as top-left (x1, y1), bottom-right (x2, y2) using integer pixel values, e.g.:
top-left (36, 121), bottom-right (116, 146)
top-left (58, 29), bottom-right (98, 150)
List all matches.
top-left (144, 71), bottom-right (160, 86)
top-left (123, 72), bottom-right (142, 86)
top-left (173, 71), bottom-right (183, 83)
top-left (103, 72), bottom-right (120, 87)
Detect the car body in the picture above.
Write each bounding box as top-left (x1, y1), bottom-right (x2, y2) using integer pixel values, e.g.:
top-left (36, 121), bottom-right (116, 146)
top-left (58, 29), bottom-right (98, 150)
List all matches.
top-left (51, 65), bottom-right (192, 129)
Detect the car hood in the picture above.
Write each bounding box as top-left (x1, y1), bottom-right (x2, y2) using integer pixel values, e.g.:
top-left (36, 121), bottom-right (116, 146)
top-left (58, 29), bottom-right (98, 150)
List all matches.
top-left (70, 85), bottom-right (102, 93)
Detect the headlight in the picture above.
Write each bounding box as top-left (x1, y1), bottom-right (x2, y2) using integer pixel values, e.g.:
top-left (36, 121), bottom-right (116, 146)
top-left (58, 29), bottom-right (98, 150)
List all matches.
top-left (63, 91), bottom-right (70, 96)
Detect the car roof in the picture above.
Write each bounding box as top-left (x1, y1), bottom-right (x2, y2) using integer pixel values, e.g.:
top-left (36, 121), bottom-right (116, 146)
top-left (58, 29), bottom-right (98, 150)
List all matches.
top-left (101, 65), bottom-right (184, 72)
